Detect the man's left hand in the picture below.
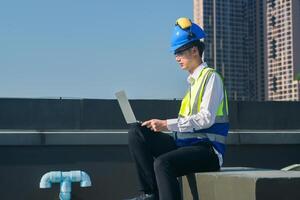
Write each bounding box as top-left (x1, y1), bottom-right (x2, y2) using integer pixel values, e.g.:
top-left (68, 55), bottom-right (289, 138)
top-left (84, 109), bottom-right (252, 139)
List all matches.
top-left (141, 119), bottom-right (168, 132)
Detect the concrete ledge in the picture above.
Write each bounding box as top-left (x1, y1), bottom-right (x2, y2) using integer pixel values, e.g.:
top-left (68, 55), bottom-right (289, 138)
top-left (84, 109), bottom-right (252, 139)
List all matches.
top-left (0, 130), bottom-right (300, 145)
top-left (226, 130), bottom-right (300, 144)
top-left (0, 130), bottom-right (128, 145)
top-left (182, 167), bottom-right (300, 200)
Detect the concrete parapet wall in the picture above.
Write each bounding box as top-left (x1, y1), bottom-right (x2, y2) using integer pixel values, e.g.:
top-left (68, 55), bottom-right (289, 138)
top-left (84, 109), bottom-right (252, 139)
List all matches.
top-left (0, 98), bottom-right (300, 130)
top-left (0, 99), bottom-right (299, 199)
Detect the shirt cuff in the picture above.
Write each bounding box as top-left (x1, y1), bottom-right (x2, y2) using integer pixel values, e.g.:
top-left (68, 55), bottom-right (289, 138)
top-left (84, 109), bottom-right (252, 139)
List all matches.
top-left (166, 118), bottom-right (180, 132)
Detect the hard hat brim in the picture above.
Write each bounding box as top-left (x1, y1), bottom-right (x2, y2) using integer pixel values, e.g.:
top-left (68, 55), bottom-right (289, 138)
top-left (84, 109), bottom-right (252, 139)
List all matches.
top-left (170, 38), bottom-right (199, 53)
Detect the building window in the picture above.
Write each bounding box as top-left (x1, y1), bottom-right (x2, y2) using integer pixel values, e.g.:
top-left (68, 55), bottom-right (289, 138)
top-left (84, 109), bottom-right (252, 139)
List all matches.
top-left (269, 0), bottom-right (276, 8)
top-left (271, 16), bottom-right (276, 26)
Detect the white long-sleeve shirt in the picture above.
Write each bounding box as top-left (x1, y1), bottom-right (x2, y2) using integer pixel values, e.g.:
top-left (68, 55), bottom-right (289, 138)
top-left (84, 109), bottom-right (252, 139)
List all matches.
top-left (166, 62), bottom-right (224, 167)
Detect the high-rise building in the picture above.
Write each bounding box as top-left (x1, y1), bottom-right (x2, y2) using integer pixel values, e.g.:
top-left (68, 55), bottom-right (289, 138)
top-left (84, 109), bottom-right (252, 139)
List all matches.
top-left (194, 0), bottom-right (265, 101)
top-left (265, 0), bottom-right (300, 101)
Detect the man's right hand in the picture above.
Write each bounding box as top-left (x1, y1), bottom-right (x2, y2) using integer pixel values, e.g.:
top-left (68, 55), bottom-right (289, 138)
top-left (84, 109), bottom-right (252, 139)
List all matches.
top-left (141, 119), bottom-right (168, 132)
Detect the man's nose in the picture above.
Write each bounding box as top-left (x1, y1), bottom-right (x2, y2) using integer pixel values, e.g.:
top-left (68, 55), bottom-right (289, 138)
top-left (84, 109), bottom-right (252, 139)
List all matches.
top-left (175, 56), bottom-right (181, 62)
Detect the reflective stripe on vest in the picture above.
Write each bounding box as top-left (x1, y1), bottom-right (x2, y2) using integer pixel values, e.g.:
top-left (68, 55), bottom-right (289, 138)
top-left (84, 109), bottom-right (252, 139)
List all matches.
top-left (176, 132), bottom-right (226, 143)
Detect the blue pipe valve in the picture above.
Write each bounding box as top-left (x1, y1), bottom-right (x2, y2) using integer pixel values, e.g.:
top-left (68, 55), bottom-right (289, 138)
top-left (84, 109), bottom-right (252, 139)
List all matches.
top-left (39, 170), bottom-right (92, 200)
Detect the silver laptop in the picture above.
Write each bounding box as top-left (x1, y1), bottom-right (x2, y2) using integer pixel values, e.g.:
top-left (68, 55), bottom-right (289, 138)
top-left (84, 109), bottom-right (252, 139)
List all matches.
top-left (115, 90), bottom-right (142, 124)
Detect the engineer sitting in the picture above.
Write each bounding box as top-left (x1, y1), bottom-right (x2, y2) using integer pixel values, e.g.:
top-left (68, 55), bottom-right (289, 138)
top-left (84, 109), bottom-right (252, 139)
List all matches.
top-left (125, 17), bottom-right (229, 200)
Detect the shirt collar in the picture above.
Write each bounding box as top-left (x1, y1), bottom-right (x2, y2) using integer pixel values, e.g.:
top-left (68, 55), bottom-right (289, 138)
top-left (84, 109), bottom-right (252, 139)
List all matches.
top-left (187, 62), bottom-right (208, 85)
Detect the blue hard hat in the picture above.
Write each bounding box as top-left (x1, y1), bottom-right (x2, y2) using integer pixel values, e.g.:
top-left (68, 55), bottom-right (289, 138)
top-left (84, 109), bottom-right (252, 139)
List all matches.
top-left (170, 17), bottom-right (206, 53)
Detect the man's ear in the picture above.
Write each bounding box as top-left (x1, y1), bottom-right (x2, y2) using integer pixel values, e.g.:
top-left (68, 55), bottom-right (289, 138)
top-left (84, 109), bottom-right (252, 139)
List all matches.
top-left (191, 46), bottom-right (199, 57)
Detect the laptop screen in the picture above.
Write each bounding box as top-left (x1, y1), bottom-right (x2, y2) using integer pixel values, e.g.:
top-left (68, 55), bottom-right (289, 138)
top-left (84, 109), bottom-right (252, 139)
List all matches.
top-left (115, 90), bottom-right (138, 124)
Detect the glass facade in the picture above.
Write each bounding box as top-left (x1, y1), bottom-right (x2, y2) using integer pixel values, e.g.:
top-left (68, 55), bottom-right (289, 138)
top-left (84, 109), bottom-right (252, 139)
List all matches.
top-left (266, 0), bottom-right (300, 101)
top-left (194, 0), bottom-right (265, 101)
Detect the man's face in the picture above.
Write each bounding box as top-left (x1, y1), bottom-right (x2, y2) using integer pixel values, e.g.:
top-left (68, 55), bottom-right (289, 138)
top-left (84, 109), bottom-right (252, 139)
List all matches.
top-left (174, 47), bottom-right (196, 71)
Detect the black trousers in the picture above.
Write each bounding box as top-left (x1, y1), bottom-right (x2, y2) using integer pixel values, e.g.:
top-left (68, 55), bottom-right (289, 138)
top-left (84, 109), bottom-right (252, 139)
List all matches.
top-left (128, 123), bottom-right (220, 200)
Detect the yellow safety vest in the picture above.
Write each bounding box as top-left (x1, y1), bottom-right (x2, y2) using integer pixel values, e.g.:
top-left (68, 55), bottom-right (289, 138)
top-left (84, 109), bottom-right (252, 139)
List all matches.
top-left (176, 67), bottom-right (229, 155)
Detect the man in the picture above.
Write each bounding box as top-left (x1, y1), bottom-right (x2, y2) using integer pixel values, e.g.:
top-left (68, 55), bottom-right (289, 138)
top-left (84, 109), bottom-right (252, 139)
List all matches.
top-left (125, 17), bottom-right (229, 200)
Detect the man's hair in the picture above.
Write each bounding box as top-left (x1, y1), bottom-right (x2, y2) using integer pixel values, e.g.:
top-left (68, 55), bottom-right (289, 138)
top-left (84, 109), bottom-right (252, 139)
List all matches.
top-left (190, 40), bottom-right (205, 57)
top-left (174, 40), bottom-right (205, 57)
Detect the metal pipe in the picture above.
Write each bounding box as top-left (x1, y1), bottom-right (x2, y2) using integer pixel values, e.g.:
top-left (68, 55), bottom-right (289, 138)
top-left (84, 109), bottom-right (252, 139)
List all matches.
top-left (40, 170), bottom-right (92, 200)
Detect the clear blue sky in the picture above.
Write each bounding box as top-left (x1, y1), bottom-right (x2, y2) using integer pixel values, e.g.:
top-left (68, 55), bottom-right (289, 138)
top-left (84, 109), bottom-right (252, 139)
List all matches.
top-left (0, 0), bottom-right (193, 99)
